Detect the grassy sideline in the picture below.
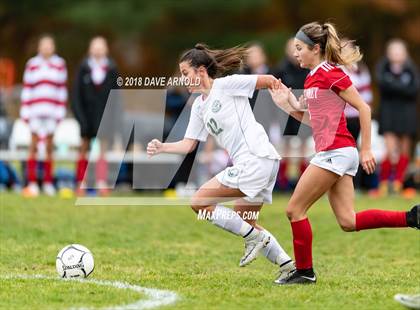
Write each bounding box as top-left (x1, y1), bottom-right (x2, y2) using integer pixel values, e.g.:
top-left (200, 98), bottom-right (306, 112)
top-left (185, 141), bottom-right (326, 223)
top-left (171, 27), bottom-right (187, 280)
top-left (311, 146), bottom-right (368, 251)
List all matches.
top-left (1, 193), bottom-right (419, 309)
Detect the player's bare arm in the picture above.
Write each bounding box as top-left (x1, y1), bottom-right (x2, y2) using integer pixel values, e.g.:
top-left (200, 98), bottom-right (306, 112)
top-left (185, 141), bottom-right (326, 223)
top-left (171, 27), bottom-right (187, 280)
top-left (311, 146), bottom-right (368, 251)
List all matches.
top-left (147, 138), bottom-right (198, 157)
top-left (339, 85), bottom-right (376, 174)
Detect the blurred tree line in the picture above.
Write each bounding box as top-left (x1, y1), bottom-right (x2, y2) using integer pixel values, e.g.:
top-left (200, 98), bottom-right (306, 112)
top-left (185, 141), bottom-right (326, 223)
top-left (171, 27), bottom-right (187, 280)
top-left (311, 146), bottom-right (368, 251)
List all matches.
top-left (1, 0), bottom-right (419, 88)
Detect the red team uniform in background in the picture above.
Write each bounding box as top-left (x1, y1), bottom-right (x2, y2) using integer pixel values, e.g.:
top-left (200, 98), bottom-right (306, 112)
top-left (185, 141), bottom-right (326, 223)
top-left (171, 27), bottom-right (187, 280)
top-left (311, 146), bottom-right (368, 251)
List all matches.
top-left (20, 54), bottom-right (67, 184)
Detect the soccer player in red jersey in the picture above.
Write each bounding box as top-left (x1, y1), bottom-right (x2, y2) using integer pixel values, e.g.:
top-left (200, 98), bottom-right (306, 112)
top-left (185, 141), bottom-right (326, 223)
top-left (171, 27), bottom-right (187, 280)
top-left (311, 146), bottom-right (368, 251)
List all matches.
top-left (269, 22), bottom-right (419, 285)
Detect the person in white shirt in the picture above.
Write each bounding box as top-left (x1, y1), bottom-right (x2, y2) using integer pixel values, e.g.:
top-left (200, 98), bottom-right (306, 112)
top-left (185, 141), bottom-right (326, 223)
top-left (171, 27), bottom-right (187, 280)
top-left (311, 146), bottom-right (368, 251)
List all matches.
top-left (147, 44), bottom-right (295, 280)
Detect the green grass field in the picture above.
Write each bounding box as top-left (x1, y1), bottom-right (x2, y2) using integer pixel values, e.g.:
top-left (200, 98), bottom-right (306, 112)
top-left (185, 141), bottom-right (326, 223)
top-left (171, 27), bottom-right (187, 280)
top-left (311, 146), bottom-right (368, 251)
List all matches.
top-left (0, 193), bottom-right (419, 309)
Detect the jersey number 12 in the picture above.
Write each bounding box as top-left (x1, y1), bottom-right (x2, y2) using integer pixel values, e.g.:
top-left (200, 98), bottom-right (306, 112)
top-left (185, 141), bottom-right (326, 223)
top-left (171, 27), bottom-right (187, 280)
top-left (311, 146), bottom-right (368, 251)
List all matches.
top-left (207, 118), bottom-right (223, 136)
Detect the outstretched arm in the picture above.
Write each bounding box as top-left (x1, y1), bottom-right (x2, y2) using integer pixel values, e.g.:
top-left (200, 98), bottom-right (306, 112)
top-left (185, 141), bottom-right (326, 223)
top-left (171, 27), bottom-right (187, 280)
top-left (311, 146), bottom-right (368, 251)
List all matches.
top-left (269, 82), bottom-right (311, 126)
top-left (256, 75), bottom-right (280, 90)
top-left (147, 138), bottom-right (198, 157)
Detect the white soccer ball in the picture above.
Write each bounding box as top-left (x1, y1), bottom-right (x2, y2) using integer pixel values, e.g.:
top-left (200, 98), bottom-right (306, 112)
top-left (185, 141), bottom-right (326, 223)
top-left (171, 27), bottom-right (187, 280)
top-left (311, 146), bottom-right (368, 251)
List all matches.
top-left (56, 244), bottom-right (94, 278)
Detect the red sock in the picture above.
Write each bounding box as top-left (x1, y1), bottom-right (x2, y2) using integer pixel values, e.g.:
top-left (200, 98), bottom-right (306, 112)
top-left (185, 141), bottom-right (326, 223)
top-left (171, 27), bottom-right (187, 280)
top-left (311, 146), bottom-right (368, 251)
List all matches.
top-left (27, 158), bottom-right (37, 183)
top-left (43, 160), bottom-right (53, 183)
top-left (355, 209), bottom-right (407, 231)
top-left (76, 157), bottom-right (88, 183)
top-left (291, 218), bottom-right (313, 270)
top-left (95, 156), bottom-right (108, 184)
top-left (277, 159), bottom-right (288, 188)
top-left (395, 154), bottom-right (409, 183)
top-left (380, 157), bottom-right (392, 181)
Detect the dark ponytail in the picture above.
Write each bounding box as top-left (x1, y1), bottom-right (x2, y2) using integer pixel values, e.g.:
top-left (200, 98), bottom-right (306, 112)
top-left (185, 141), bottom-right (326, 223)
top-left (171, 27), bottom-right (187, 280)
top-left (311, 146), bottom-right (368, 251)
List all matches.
top-left (179, 43), bottom-right (248, 78)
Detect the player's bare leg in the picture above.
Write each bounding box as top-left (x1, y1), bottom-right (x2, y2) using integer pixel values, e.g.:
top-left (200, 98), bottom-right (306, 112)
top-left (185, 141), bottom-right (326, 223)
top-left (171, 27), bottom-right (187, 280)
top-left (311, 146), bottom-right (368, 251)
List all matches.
top-left (279, 166), bottom-right (418, 285)
top-left (329, 175), bottom-right (419, 231)
top-left (276, 165), bottom-right (339, 285)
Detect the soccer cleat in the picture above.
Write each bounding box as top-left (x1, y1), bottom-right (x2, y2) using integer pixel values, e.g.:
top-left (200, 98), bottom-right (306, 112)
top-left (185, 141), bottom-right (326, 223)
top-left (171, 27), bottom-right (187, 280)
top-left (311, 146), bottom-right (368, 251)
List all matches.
top-left (274, 260), bottom-right (296, 284)
top-left (406, 205), bottom-right (420, 229)
top-left (275, 269), bottom-right (317, 285)
top-left (394, 294), bottom-right (420, 309)
top-left (22, 182), bottom-right (40, 198)
top-left (239, 230), bottom-right (270, 267)
top-left (42, 182), bottom-right (56, 196)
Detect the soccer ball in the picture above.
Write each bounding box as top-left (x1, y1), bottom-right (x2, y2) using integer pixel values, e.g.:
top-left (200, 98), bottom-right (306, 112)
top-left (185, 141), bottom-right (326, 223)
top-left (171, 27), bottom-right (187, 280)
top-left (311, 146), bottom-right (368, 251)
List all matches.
top-left (56, 244), bottom-right (94, 278)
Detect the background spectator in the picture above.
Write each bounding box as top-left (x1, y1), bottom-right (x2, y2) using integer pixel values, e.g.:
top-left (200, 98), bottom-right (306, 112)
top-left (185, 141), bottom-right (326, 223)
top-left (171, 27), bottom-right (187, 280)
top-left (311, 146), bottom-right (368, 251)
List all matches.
top-left (72, 36), bottom-right (119, 196)
top-left (242, 43), bottom-right (270, 110)
top-left (376, 39), bottom-right (419, 196)
top-left (20, 34), bottom-right (67, 197)
top-left (243, 43), bottom-right (270, 75)
top-left (341, 39), bottom-right (377, 191)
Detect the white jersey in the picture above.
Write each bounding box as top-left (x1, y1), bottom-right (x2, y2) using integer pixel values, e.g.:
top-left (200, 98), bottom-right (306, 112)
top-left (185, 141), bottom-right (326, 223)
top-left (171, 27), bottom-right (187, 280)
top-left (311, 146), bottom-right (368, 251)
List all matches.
top-left (184, 74), bottom-right (280, 164)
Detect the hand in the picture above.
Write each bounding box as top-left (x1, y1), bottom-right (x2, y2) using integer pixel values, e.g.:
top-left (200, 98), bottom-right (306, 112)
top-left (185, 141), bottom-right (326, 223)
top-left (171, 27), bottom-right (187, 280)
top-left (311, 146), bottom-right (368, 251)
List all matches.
top-left (297, 95), bottom-right (308, 110)
top-left (147, 139), bottom-right (164, 157)
top-left (268, 81), bottom-right (290, 108)
top-left (360, 149), bottom-right (376, 174)
top-left (269, 77), bottom-right (281, 91)
top-left (285, 88), bottom-right (302, 111)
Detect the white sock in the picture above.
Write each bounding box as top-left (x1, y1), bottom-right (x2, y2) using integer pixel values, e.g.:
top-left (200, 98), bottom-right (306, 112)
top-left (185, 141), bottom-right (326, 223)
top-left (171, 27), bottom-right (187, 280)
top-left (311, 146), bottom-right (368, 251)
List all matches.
top-left (210, 205), bottom-right (256, 238)
top-left (260, 229), bottom-right (292, 266)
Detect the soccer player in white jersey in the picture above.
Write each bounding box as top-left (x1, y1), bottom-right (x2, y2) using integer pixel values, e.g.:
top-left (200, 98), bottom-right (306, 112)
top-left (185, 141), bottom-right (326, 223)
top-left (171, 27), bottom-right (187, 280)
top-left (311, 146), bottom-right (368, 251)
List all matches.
top-left (147, 44), bottom-right (295, 279)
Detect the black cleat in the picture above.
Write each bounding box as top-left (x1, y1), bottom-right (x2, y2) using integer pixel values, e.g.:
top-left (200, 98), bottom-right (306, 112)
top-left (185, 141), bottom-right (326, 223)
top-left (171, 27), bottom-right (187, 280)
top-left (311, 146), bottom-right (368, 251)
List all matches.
top-left (275, 269), bottom-right (317, 285)
top-left (406, 205), bottom-right (420, 229)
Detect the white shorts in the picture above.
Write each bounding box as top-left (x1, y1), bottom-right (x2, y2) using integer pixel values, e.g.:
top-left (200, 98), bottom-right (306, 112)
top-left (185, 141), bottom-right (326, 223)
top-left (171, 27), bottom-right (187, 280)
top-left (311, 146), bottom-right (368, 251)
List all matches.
top-left (216, 156), bottom-right (279, 204)
top-left (28, 118), bottom-right (57, 138)
top-left (310, 146), bottom-right (359, 177)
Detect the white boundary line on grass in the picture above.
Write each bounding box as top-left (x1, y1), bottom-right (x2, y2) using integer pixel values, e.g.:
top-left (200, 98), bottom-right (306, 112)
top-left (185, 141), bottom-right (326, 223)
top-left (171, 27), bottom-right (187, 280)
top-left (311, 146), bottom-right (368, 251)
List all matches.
top-left (1, 274), bottom-right (179, 310)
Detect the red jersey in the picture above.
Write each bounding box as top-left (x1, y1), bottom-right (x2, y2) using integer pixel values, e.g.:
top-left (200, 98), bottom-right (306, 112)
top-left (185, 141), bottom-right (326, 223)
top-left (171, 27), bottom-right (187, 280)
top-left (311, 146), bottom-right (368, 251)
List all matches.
top-left (304, 61), bottom-right (356, 152)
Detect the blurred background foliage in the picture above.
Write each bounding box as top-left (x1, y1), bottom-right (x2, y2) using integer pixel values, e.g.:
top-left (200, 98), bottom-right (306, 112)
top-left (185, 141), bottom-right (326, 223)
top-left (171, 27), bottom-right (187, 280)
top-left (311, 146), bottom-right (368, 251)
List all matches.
top-left (1, 0), bottom-right (419, 80)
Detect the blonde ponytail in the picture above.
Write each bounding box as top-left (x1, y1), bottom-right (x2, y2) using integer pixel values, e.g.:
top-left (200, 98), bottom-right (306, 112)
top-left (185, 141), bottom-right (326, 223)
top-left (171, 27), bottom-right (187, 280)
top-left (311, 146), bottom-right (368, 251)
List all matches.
top-left (323, 23), bottom-right (362, 66)
top-left (297, 22), bottom-right (362, 66)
